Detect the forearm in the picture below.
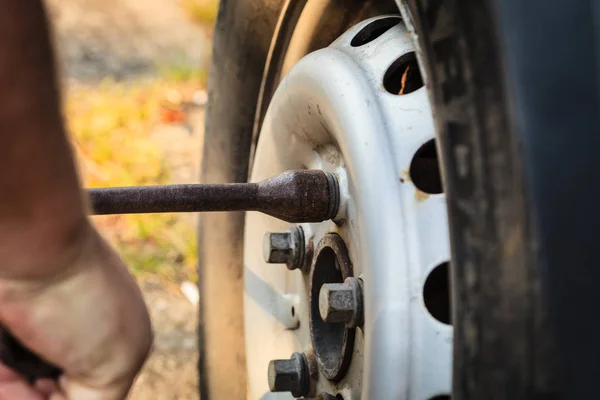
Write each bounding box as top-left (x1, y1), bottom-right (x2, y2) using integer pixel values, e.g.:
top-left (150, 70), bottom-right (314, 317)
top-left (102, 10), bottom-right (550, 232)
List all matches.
top-left (0, 0), bottom-right (88, 279)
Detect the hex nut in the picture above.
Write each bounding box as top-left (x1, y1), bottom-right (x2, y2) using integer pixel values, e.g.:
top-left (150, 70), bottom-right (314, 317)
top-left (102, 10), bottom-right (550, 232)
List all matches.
top-left (263, 226), bottom-right (305, 270)
top-left (319, 277), bottom-right (364, 328)
top-left (319, 283), bottom-right (353, 323)
top-left (267, 352), bottom-right (309, 397)
top-left (263, 232), bottom-right (292, 263)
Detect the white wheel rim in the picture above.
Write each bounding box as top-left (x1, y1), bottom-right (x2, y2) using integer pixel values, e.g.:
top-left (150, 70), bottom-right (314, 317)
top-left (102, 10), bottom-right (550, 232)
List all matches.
top-left (244, 16), bottom-right (452, 399)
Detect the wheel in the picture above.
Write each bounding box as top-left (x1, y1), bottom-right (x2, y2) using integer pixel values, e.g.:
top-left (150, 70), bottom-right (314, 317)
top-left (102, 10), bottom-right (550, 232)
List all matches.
top-left (200, 0), bottom-right (565, 398)
top-left (246, 12), bottom-right (454, 398)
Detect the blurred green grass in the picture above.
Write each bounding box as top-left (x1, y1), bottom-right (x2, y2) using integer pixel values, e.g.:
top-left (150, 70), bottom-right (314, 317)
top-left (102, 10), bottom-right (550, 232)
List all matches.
top-left (63, 1), bottom-right (218, 282)
top-left (67, 76), bottom-right (205, 282)
top-left (158, 63), bottom-right (208, 83)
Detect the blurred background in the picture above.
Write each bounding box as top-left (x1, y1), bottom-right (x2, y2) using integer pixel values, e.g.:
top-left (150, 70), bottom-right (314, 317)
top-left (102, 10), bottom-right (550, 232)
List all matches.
top-left (46, 0), bottom-right (219, 398)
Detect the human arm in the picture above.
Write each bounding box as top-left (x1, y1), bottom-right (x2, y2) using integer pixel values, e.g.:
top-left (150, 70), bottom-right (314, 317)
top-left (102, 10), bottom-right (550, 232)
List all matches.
top-left (0, 1), bottom-right (152, 399)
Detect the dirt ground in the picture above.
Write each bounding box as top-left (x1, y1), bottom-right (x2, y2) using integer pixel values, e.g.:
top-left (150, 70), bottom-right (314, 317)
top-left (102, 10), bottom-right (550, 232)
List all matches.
top-left (46, 0), bottom-right (208, 398)
top-left (129, 277), bottom-right (199, 400)
top-left (47, 0), bottom-right (208, 82)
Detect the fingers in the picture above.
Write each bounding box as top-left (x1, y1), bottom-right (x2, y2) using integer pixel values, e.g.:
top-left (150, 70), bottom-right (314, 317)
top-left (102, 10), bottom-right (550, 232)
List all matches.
top-left (0, 367), bottom-right (133, 400)
top-left (0, 362), bottom-right (45, 400)
top-left (34, 378), bottom-right (58, 395)
top-left (0, 360), bottom-right (59, 396)
top-left (0, 380), bottom-right (45, 400)
top-left (0, 362), bottom-right (20, 381)
top-left (61, 377), bottom-right (130, 400)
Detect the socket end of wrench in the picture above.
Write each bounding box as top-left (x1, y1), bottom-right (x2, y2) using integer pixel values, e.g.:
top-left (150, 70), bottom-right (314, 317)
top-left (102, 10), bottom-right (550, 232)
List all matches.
top-left (257, 170), bottom-right (339, 223)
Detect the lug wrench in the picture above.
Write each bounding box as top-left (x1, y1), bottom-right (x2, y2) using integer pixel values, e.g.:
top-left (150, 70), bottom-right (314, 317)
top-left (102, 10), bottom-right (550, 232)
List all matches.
top-left (0, 170), bottom-right (339, 383)
top-left (90, 170), bottom-right (339, 222)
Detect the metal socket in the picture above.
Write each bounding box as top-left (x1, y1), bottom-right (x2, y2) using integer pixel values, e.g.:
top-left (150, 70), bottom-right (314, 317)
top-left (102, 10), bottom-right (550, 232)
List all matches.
top-left (267, 352), bottom-right (309, 397)
top-left (263, 226), bottom-right (305, 270)
top-left (319, 277), bottom-right (364, 328)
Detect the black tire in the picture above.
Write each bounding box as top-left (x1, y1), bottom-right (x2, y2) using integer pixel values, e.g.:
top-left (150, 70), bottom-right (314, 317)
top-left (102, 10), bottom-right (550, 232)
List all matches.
top-left (202, 0), bottom-right (600, 398)
top-left (406, 1), bottom-right (559, 397)
top-left (408, 0), bottom-right (600, 398)
top-left (198, 1), bottom-right (284, 398)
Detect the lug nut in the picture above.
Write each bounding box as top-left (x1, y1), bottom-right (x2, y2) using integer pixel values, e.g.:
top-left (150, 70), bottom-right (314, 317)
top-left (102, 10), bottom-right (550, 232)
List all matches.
top-left (263, 226), bottom-right (305, 270)
top-left (267, 352), bottom-right (309, 397)
top-left (319, 277), bottom-right (364, 328)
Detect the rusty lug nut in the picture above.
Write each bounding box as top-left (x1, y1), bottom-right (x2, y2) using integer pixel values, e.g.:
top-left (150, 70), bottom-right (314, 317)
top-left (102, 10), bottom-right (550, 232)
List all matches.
top-left (267, 352), bottom-right (309, 397)
top-left (319, 277), bottom-right (364, 328)
top-left (263, 226), bottom-right (305, 270)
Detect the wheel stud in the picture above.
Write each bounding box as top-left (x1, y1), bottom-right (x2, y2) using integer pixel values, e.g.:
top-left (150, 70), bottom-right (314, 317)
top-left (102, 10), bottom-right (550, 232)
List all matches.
top-left (319, 277), bottom-right (364, 328)
top-left (267, 352), bottom-right (309, 397)
top-left (263, 226), bottom-right (305, 270)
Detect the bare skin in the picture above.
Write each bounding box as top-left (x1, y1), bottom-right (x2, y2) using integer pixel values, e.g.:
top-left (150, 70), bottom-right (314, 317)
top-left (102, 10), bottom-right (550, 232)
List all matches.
top-left (0, 1), bottom-right (152, 399)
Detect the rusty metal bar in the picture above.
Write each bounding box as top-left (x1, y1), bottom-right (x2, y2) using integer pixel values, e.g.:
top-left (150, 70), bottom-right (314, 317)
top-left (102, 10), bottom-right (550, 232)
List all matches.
top-left (89, 170), bottom-right (339, 223)
top-left (90, 183), bottom-right (259, 215)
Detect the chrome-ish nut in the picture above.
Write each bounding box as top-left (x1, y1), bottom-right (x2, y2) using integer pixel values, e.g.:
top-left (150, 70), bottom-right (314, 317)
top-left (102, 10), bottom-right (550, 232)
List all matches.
top-left (267, 352), bottom-right (309, 397)
top-left (319, 277), bottom-right (364, 328)
top-left (263, 226), bottom-right (305, 270)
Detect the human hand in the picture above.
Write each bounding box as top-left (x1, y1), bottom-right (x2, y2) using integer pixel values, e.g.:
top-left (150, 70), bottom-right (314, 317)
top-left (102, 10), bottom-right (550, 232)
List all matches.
top-left (0, 225), bottom-right (152, 399)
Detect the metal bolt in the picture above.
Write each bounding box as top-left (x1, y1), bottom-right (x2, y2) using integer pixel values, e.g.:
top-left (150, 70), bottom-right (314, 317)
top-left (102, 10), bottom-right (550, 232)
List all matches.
top-left (267, 352), bottom-right (309, 397)
top-left (319, 277), bottom-right (364, 328)
top-left (263, 226), bottom-right (305, 270)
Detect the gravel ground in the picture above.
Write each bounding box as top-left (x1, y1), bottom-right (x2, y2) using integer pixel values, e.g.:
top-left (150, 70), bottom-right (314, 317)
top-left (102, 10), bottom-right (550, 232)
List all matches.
top-left (129, 277), bottom-right (199, 400)
top-left (47, 0), bottom-right (208, 82)
top-left (46, 0), bottom-right (208, 398)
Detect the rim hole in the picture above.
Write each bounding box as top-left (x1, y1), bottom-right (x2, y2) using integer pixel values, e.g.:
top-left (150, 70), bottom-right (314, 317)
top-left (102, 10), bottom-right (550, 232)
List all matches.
top-left (350, 17), bottom-right (401, 47)
top-left (410, 139), bottom-right (443, 194)
top-left (335, 395), bottom-right (345, 400)
top-left (423, 262), bottom-right (452, 325)
top-left (428, 396), bottom-right (451, 400)
top-left (291, 306), bottom-right (295, 317)
top-left (384, 52), bottom-right (423, 95)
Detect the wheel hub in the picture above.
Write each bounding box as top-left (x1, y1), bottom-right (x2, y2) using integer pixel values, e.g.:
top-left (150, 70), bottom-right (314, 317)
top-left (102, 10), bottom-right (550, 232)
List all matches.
top-left (244, 15), bottom-right (452, 399)
top-left (310, 234), bottom-right (355, 381)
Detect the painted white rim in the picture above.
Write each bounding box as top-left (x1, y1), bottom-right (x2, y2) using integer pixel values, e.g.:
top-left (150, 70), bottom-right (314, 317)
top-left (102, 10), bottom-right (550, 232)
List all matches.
top-left (244, 16), bottom-right (452, 399)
